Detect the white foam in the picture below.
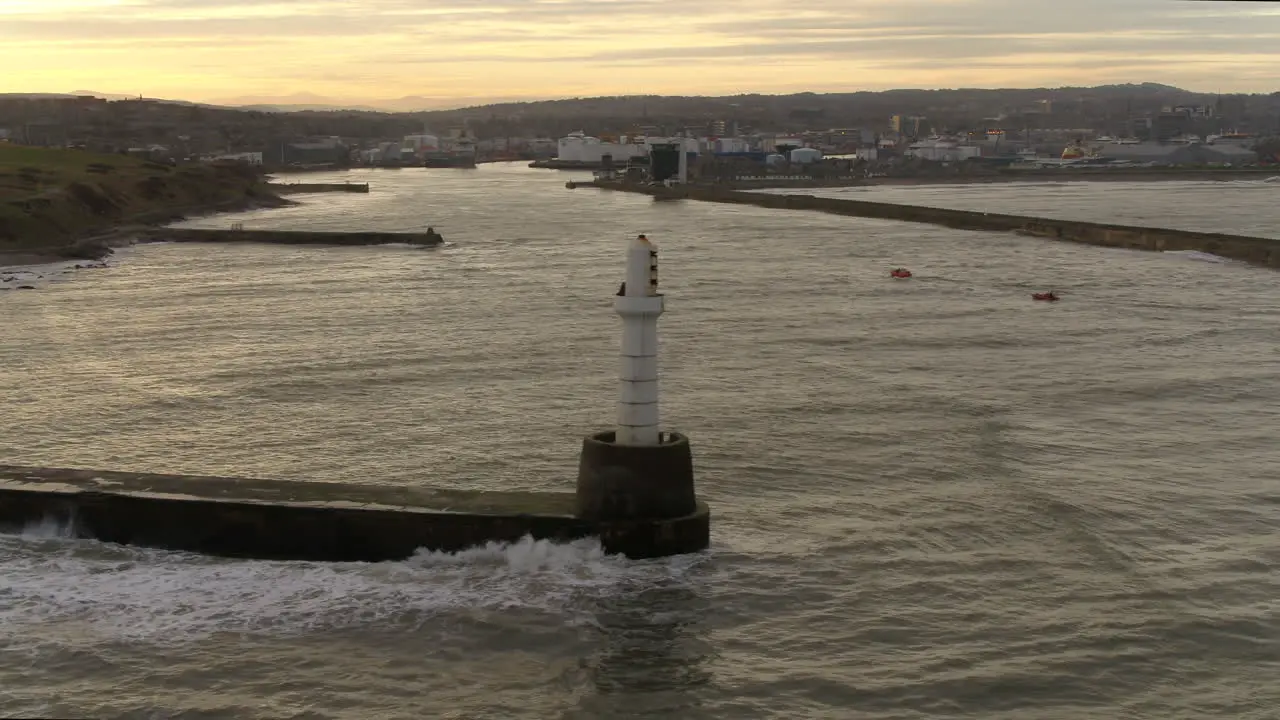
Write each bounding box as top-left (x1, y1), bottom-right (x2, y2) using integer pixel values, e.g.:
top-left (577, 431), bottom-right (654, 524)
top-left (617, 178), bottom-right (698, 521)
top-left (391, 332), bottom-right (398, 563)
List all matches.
top-left (0, 260), bottom-right (88, 290)
top-left (376, 242), bottom-right (444, 250)
top-left (0, 252), bottom-right (122, 290)
top-left (0, 526), bottom-right (706, 647)
top-left (1163, 250), bottom-right (1235, 264)
top-left (18, 516), bottom-right (77, 540)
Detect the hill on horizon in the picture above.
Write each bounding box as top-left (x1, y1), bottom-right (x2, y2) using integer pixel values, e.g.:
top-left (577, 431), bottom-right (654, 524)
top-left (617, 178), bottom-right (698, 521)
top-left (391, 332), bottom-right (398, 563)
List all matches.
top-left (3, 82), bottom-right (1207, 116)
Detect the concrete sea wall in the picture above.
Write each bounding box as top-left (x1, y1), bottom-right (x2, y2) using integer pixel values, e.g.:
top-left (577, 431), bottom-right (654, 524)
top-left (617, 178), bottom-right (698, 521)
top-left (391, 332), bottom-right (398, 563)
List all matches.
top-left (0, 465), bottom-right (711, 561)
top-left (142, 228), bottom-right (443, 247)
top-left (598, 183), bottom-right (1280, 269)
top-left (267, 182), bottom-right (370, 194)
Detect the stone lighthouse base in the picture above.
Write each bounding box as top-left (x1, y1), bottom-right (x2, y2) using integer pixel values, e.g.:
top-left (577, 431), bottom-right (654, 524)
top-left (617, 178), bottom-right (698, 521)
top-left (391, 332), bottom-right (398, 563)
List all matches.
top-left (575, 430), bottom-right (711, 559)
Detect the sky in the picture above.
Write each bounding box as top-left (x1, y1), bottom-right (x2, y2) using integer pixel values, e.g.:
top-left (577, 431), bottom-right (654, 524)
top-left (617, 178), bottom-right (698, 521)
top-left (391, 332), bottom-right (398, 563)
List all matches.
top-left (1, 0), bottom-right (1278, 110)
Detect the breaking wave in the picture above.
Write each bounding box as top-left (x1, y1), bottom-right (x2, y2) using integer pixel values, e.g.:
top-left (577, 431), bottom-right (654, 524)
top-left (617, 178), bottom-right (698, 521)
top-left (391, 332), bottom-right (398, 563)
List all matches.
top-left (1162, 249), bottom-right (1235, 263)
top-left (0, 525), bottom-right (708, 648)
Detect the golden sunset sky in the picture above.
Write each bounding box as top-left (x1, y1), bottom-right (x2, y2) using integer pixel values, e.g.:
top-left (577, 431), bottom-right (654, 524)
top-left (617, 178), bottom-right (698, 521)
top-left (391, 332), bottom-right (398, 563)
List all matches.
top-left (2, 0), bottom-right (1278, 109)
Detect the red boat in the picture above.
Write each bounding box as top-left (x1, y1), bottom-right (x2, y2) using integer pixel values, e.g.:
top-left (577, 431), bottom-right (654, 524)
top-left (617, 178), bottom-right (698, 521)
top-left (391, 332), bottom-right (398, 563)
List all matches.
top-left (890, 268), bottom-right (912, 278)
top-left (1032, 292), bottom-right (1059, 302)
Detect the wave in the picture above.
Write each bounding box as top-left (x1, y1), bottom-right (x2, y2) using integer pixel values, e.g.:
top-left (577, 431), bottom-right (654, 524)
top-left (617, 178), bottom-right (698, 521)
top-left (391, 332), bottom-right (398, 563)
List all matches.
top-left (0, 259), bottom-right (110, 290)
top-left (1162, 250), bottom-right (1235, 264)
top-left (376, 241), bottom-right (450, 249)
top-left (0, 524), bottom-right (705, 648)
top-left (1220, 176), bottom-right (1280, 186)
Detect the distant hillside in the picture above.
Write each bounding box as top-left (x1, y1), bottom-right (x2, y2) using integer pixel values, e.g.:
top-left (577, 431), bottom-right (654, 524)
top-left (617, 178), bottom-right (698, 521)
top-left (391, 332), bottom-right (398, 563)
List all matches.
top-left (391, 83), bottom-right (1237, 138)
top-left (70, 91), bottom-right (214, 107)
top-left (210, 92), bottom-right (500, 113)
top-left (39, 82), bottom-right (1203, 117)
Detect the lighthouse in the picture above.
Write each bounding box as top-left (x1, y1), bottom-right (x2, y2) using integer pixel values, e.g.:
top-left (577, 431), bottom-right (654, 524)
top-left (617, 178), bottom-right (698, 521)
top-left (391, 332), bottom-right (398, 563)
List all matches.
top-left (574, 233), bottom-right (709, 558)
top-left (615, 233), bottom-right (664, 445)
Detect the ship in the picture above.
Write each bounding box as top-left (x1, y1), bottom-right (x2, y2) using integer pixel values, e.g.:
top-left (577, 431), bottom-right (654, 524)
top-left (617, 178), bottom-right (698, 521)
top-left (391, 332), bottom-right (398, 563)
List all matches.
top-left (423, 141), bottom-right (477, 169)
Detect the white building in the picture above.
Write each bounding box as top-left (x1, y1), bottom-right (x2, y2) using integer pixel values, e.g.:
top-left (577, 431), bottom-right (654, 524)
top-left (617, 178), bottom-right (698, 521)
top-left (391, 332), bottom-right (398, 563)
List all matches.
top-left (556, 131), bottom-right (647, 164)
top-left (714, 137), bottom-right (751, 154)
top-left (905, 139), bottom-right (981, 162)
top-left (789, 147), bottom-right (823, 164)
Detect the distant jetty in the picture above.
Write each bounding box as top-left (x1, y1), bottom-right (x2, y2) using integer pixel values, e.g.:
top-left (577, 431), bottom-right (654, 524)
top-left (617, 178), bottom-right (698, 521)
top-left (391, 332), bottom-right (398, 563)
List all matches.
top-left (141, 226), bottom-right (444, 248)
top-left (529, 158), bottom-right (610, 170)
top-left (593, 182), bottom-right (1280, 269)
top-left (266, 182), bottom-right (370, 194)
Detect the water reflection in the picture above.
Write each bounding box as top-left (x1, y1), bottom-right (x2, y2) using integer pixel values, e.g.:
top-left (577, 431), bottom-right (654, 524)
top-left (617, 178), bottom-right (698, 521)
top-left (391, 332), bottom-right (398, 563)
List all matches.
top-left (566, 563), bottom-right (716, 719)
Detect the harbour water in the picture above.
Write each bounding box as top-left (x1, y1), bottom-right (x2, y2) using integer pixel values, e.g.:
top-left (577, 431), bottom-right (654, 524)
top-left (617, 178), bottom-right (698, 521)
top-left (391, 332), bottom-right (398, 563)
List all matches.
top-left (2, 165), bottom-right (1279, 719)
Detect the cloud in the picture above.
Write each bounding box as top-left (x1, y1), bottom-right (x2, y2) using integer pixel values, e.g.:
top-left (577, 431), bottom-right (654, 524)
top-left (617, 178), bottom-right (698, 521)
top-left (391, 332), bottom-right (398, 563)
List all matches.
top-left (0, 0), bottom-right (1276, 105)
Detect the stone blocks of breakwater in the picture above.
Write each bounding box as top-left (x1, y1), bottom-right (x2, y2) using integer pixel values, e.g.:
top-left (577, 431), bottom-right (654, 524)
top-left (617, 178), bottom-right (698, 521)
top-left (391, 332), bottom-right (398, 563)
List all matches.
top-left (0, 465), bottom-right (710, 561)
top-left (603, 183), bottom-right (1279, 269)
top-left (267, 182), bottom-right (370, 194)
top-left (142, 227), bottom-right (444, 247)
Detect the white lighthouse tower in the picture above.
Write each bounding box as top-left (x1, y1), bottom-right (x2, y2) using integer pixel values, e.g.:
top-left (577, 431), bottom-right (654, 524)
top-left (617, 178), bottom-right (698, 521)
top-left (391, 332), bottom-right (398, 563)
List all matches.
top-left (574, 232), bottom-right (707, 558)
top-left (614, 233), bottom-right (664, 446)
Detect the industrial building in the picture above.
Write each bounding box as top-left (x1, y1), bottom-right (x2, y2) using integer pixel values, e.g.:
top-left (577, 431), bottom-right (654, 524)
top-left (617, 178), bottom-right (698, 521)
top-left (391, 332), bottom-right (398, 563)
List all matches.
top-left (904, 138), bottom-right (982, 162)
top-left (789, 147), bottom-right (823, 164)
top-left (556, 131), bottom-right (647, 164)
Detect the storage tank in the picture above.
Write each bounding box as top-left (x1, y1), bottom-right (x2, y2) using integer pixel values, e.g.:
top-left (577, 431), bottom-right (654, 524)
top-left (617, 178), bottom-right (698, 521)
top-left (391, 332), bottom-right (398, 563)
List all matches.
top-left (789, 147), bottom-right (823, 164)
top-left (765, 153), bottom-right (787, 166)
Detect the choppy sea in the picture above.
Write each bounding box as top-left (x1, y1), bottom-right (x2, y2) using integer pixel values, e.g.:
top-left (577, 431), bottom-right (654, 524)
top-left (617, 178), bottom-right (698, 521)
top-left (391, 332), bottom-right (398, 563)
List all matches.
top-left (2, 165), bottom-right (1278, 719)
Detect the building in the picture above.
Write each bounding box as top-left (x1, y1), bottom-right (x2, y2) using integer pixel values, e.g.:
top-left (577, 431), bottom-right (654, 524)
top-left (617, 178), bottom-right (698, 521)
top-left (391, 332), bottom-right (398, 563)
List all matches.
top-left (789, 148), bottom-right (823, 164)
top-left (904, 138), bottom-right (981, 162)
top-left (889, 115), bottom-right (926, 139)
top-left (556, 131), bottom-right (647, 164)
top-left (713, 137), bottom-right (751, 154)
top-left (267, 136), bottom-right (349, 167)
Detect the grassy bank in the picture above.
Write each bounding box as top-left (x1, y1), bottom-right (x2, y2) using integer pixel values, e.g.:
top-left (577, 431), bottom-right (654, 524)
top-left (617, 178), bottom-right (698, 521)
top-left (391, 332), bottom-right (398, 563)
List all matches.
top-left (0, 145), bottom-right (284, 263)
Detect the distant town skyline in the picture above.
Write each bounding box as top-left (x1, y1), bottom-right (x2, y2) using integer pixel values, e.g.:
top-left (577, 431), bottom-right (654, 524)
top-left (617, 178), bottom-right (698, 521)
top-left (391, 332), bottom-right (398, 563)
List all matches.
top-left (2, 0), bottom-right (1278, 110)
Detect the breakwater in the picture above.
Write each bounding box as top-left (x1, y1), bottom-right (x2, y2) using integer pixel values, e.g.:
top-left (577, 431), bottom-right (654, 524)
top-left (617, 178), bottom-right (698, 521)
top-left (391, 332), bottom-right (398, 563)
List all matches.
top-left (141, 227), bottom-right (444, 247)
top-left (874, 167), bottom-right (1280, 186)
top-left (268, 182), bottom-right (370, 194)
top-left (530, 159), bottom-right (609, 170)
top-left (0, 465), bottom-right (710, 561)
top-left (596, 182), bottom-right (1280, 268)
